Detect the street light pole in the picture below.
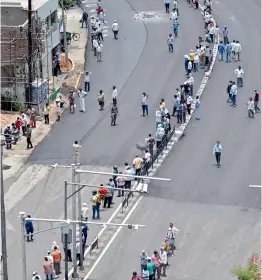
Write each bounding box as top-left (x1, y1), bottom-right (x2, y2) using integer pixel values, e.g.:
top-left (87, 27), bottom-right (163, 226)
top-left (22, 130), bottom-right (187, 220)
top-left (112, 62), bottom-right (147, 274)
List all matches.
top-left (1, 145), bottom-right (8, 280)
top-left (60, 0), bottom-right (69, 66)
top-left (71, 164), bottom-right (78, 278)
top-left (19, 212), bottom-right (27, 280)
top-left (64, 181), bottom-right (69, 280)
top-left (77, 171), bottom-right (84, 270)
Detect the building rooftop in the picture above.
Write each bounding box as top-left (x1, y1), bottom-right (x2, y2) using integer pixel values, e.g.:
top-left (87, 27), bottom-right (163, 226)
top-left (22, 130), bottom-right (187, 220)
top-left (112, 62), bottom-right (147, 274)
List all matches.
top-left (0, 0), bottom-right (48, 11)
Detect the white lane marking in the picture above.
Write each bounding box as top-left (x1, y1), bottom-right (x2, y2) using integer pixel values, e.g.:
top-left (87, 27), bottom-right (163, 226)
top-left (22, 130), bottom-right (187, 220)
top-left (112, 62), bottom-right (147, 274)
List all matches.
top-left (84, 3), bottom-right (97, 7)
top-left (5, 164), bottom-right (49, 213)
top-left (249, 185), bottom-right (262, 188)
top-left (83, 196), bottom-right (144, 280)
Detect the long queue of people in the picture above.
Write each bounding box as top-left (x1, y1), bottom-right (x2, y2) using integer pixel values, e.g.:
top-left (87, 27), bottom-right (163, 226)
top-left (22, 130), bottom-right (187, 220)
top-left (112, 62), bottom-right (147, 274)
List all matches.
top-left (130, 223), bottom-right (179, 280)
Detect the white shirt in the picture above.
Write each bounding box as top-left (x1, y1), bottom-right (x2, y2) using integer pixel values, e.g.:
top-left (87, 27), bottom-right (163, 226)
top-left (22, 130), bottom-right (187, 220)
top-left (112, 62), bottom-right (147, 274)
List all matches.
top-left (170, 11), bottom-right (178, 21)
top-left (247, 100), bottom-right (254, 110)
top-left (112, 22), bottom-right (119, 31)
top-left (46, 255), bottom-right (53, 264)
top-left (234, 43), bottom-right (242, 52)
top-left (93, 39), bottom-right (98, 48)
top-left (81, 205), bottom-right (88, 220)
top-left (186, 95), bottom-right (193, 105)
top-left (112, 89), bottom-right (118, 99)
top-left (194, 54), bottom-right (199, 63)
top-left (159, 250), bottom-right (167, 264)
top-left (188, 76), bottom-right (194, 84)
top-left (144, 152), bottom-right (151, 163)
top-left (235, 68), bottom-right (244, 78)
top-left (84, 73), bottom-right (91, 82)
top-left (156, 110), bottom-right (161, 122)
top-left (204, 14), bottom-right (211, 23)
top-left (209, 26), bottom-right (215, 35)
top-left (97, 44), bottom-right (103, 52)
top-left (231, 42), bottom-right (236, 52)
top-left (188, 61), bottom-right (192, 70)
top-left (78, 90), bottom-right (87, 99)
top-left (230, 84), bottom-right (238, 95)
top-left (214, 27), bottom-right (219, 36)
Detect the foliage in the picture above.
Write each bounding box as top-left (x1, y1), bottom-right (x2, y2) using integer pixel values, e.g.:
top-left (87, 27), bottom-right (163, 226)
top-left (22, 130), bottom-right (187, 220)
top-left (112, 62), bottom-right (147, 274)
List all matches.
top-left (1, 94), bottom-right (20, 112)
top-left (232, 254), bottom-right (261, 280)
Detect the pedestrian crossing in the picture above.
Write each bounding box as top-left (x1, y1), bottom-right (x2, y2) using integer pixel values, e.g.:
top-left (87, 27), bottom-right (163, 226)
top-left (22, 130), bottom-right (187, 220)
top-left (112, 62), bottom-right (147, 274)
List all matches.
top-left (81, 0), bottom-right (109, 38)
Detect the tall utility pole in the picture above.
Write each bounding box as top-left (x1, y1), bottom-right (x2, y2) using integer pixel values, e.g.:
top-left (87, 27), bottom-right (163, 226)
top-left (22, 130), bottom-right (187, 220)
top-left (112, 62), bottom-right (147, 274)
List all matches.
top-left (61, 0), bottom-right (69, 66)
top-left (27, 0), bottom-right (33, 105)
top-left (1, 145), bottom-right (9, 280)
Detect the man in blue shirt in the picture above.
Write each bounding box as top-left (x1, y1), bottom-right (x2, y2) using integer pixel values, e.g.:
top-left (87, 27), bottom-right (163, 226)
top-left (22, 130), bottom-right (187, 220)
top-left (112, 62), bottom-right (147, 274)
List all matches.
top-left (213, 141), bottom-right (222, 167)
top-left (164, 0), bottom-right (170, 13)
top-left (218, 41), bottom-right (225, 61)
top-left (25, 215), bottom-right (34, 242)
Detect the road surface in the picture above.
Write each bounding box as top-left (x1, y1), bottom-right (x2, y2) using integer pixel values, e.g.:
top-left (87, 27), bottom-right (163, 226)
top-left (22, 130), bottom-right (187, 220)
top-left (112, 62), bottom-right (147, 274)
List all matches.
top-left (82, 0), bottom-right (261, 280)
top-left (4, 0), bottom-right (205, 279)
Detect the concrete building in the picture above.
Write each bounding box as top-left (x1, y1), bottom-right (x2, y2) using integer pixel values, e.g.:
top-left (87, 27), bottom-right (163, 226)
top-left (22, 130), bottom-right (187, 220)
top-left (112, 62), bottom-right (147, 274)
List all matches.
top-left (0, 0), bottom-right (60, 111)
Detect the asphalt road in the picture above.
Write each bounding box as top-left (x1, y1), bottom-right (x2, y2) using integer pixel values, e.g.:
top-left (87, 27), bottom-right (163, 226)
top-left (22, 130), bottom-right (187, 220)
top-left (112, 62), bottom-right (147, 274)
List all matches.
top-left (4, 0), bottom-right (206, 279)
top-left (84, 1), bottom-right (261, 280)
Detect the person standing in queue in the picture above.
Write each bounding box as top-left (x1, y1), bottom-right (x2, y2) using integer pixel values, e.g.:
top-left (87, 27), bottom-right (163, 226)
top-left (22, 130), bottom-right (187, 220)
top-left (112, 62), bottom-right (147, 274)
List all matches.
top-left (133, 154), bottom-right (143, 176)
top-left (147, 258), bottom-right (155, 280)
top-left (213, 141), bottom-right (222, 167)
top-left (91, 190), bottom-right (101, 219)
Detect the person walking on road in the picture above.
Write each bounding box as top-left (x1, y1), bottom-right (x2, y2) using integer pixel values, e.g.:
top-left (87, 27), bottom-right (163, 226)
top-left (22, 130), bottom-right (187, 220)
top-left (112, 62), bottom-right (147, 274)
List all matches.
top-left (195, 95), bottom-right (200, 120)
top-left (213, 141), bottom-right (222, 167)
top-left (112, 20), bottom-right (119, 39)
top-left (151, 251), bottom-right (161, 280)
top-left (112, 85), bottom-right (118, 105)
top-left (43, 257), bottom-right (53, 280)
top-left (164, 0), bottom-right (170, 13)
top-left (84, 71), bottom-right (91, 92)
top-left (98, 90), bottom-right (105, 110)
top-left (140, 250), bottom-right (148, 275)
top-left (141, 92), bottom-right (149, 117)
top-left (93, 37), bottom-right (98, 56)
top-left (226, 81), bottom-right (233, 103)
top-left (166, 223), bottom-right (179, 255)
top-left (247, 98), bottom-right (255, 118)
top-left (147, 258), bottom-right (155, 280)
top-left (81, 11), bottom-right (88, 28)
top-left (78, 88), bottom-right (88, 113)
top-left (69, 90), bottom-right (75, 114)
top-left (133, 154), bottom-right (143, 176)
top-left (167, 34), bottom-right (174, 52)
top-left (25, 215), bottom-right (34, 242)
top-left (226, 41), bottom-right (232, 63)
top-left (222, 26), bottom-right (229, 45)
top-left (235, 66), bottom-right (244, 87)
top-left (52, 246), bottom-right (62, 276)
top-left (159, 247), bottom-right (168, 277)
top-left (230, 81), bottom-right (237, 107)
top-left (26, 124), bottom-right (33, 149)
top-left (43, 103), bottom-right (50, 124)
top-left (234, 41), bottom-right (242, 61)
top-left (96, 42), bottom-right (103, 62)
top-left (72, 140), bottom-right (81, 165)
top-left (218, 41), bottom-right (225, 61)
top-left (254, 90), bottom-right (260, 113)
top-left (91, 190), bottom-right (101, 219)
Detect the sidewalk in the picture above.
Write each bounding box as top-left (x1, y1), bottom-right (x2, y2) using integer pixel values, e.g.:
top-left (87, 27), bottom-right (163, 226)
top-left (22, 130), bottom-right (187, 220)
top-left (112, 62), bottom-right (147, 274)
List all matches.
top-left (2, 6), bottom-right (88, 181)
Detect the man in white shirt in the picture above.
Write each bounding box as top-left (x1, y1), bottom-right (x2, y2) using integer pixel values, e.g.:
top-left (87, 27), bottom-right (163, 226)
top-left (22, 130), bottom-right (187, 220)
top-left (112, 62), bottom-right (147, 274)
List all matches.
top-left (144, 149), bottom-right (151, 175)
top-left (234, 40), bottom-right (242, 61)
top-left (230, 81), bottom-right (238, 106)
top-left (159, 247), bottom-right (168, 277)
top-left (234, 66), bottom-right (244, 87)
top-left (167, 34), bottom-right (174, 53)
top-left (170, 8), bottom-right (177, 22)
top-left (78, 89), bottom-right (88, 112)
top-left (96, 42), bottom-right (103, 62)
top-left (214, 24), bottom-right (220, 43)
top-left (231, 40), bottom-right (236, 61)
top-left (204, 13), bottom-right (212, 29)
top-left (81, 203), bottom-right (88, 221)
top-left (247, 97), bottom-right (255, 118)
top-left (112, 85), bottom-right (118, 105)
top-left (93, 38), bottom-right (98, 56)
top-left (193, 53), bottom-right (199, 72)
top-left (84, 71), bottom-right (91, 92)
top-left (112, 20), bottom-right (119, 39)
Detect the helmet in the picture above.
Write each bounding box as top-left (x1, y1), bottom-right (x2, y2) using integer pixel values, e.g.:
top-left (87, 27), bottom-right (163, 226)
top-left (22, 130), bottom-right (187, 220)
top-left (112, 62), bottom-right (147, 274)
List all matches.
top-left (33, 271), bottom-right (37, 276)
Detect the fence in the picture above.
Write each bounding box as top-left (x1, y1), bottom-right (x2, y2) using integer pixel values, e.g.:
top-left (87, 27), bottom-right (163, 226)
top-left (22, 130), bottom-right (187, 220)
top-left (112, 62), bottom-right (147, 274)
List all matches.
top-left (121, 124), bottom-right (176, 211)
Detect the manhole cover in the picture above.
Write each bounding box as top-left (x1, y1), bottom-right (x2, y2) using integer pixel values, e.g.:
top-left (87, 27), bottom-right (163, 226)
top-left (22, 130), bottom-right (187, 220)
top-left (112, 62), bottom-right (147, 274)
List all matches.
top-left (133, 12), bottom-right (163, 21)
top-left (3, 164), bottom-right (11, 170)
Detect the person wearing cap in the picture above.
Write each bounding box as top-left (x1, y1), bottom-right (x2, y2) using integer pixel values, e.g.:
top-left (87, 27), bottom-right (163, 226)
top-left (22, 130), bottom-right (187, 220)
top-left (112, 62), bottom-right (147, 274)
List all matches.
top-left (91, 190), bottom-right (101, 219)
top-left (140, 250), bottom-right (148, 274)
top-left (78, 88), bottom-right (88, 113)
top-left (133, 154), bottom-right (143, 176)
top-left (159, 247), bottom-right (168, 277)
top-left (147, 258), bottom-right (155, 280)
top-left (124, 163), bottom-right (135, 189)
top-left (84, 71), bottom-right (92, 92)
top-left (81, 202), bottom-right (89, 221)
top-left (112, 20), bottom-right (119, 39)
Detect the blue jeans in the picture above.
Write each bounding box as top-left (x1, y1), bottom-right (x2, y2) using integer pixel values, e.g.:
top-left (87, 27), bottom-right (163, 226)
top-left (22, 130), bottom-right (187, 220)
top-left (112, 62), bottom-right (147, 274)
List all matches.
top-left (219, 52), bottom-right (224, 61)
top-left (232, 95), bottom-right (236, 105)
top-left (226, 52), bottom-right (231, 62)
top-left (173, 28), bottom-right (178, 37)
top-left (92, 205), bottom-right (100, 219)
top-left (142, 104), bottom-right (148, 116)
top-left (82, 20), bottom-right (88, 28)
top-left (195, 106), bottom-right (200, 119)
top-left (194, 62), bottom-right (199, 72)
top-left (45, 274), bottom-right (53, 280)
top-left (168, 43), bottom-right (173, 52)
top-left (237, 77), bottom-right (243, 87)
